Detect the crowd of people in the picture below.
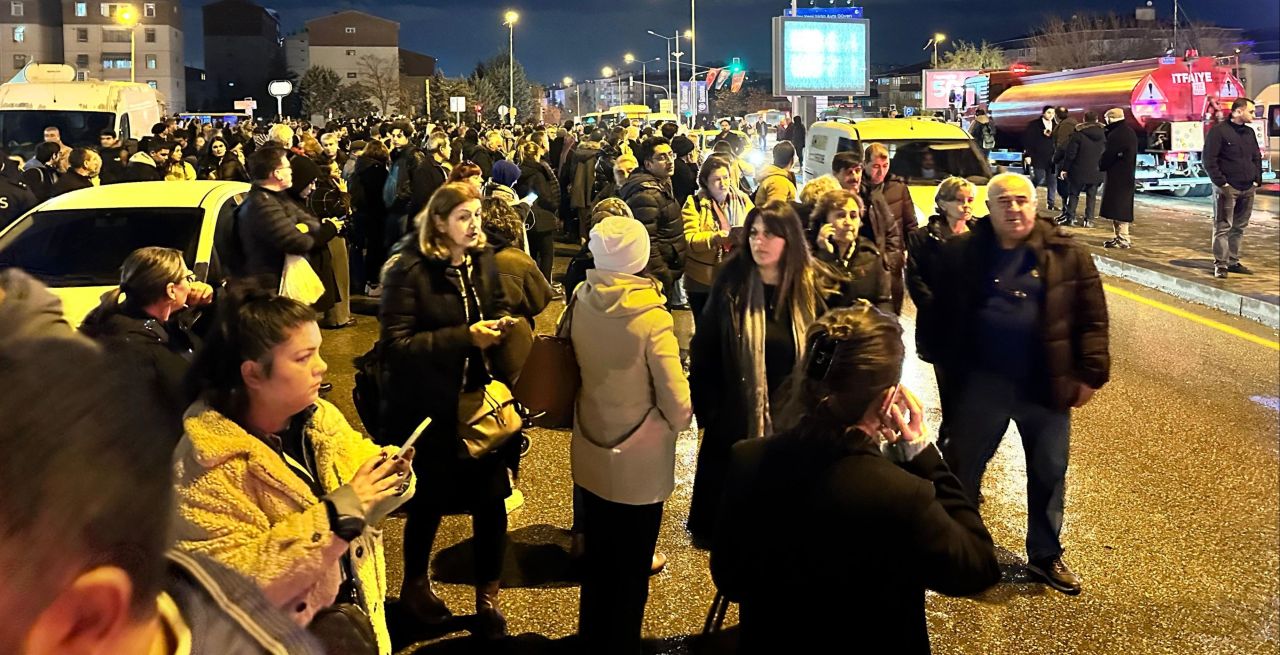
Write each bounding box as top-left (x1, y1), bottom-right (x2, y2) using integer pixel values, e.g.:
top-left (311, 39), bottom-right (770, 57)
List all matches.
top-left (0, 107), bottom-right (1114, 655)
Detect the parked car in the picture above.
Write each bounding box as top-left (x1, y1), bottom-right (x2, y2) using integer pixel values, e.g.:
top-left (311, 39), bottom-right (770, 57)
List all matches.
top-left (803, 117), bottom-right (993, 225)
top-left (0, 180), bottom-right (250, 325)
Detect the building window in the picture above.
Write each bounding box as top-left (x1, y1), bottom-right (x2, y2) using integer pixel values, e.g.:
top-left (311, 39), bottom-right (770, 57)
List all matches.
top-left (76, 54), bottom-right (89, 68)
top-left (145, 54), bottom-right (156, 69)
top-left (12, 26), bottom-right (22, 43)
top-left (75, 70), bottom-right (88, 81)
top-left (10, 2), bottom-right (22, 18)
top-left (346, 49), bottom-right (355, 56)
top-left (103, 29), bottom-right (131, 43)
top-left (13, 54), bottom-right (26, 69)
top-left (144, 28), bottom-right (155, 43)
top-left (147, 80), bottom-right (157, 89)
top-left (347, 72), bottom-right (357, 78)
top-left (102, 55), bottom-right (131, 69)
top-left (345, 27), bottom-right (356, 34)
top-left (75, 2), bottom-right (87, 16)
top-left (143, 3), bottom-right (155, 17)
top-left (76, 28), bottom-right (88, 42)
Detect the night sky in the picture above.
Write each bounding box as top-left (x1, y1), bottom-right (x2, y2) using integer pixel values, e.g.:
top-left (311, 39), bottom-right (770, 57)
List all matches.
top-left (181, 0), bottom-right (1274, 84)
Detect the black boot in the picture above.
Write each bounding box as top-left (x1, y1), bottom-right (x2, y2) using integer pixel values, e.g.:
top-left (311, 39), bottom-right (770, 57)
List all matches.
top-left (400, 573), bottom-right (452, 625)
top-left (473, 581), bottom-right (507, 639)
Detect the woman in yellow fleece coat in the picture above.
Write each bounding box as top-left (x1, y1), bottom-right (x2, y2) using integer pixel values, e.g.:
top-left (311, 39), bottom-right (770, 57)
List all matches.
top-left (174, 291), bottom-right (415, 655)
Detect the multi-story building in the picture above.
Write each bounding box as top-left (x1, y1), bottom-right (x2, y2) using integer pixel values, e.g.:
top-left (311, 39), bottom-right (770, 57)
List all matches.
top-left (203, 0), bottom-right (281, 113)
top-left (291, 11), bottom-right (398, 85)
top-left (61, 0), bottom-right (185, 112)
top-left (2, 1), bottom-right (63, 77)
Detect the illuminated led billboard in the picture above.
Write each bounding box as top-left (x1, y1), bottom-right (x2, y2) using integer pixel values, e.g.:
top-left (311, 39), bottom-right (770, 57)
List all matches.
top-left (772, 17), bottom-right (870, 96)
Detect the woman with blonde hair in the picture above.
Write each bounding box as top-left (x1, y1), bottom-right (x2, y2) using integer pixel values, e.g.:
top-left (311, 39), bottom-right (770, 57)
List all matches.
top-left (682, 153), bottom-right (754, 316)
top-left (377, 182), bottom-right (517, 640)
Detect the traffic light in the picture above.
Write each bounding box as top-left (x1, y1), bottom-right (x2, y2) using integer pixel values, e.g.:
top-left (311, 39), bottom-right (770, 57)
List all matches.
top-left (729, 57), bottom-right (743, 73)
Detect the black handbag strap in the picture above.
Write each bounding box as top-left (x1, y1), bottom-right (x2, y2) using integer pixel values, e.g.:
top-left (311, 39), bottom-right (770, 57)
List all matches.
top-left (292, 433), bottom-right (367, 610)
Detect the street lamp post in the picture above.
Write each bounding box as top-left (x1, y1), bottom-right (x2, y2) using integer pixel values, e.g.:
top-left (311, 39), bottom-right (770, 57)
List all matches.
top-left (647, 31), bottom-right (675, 105)
top-left (116, 4), bottom-right (139, 83)
top-left (924, 33), bottom-right (946, 67)
top-left (504, 10), bottom-right (519, 125)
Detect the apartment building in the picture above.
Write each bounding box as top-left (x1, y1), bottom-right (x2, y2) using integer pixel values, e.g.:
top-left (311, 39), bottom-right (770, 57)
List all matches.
top-left (203, 0), bottom-right (281, 112)
top-left (61, 0), bottom-right (185, 112)
top-left (287, 10), bottom-right (398, 83)
top-left (1, 0), bottom-right (63, 78)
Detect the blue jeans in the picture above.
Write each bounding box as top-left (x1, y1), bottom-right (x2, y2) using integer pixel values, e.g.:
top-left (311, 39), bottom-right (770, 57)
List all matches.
top-left (1030, 166), bottom-right (1057, 207)
top-left (939, 370), bottom-right (1071, 561)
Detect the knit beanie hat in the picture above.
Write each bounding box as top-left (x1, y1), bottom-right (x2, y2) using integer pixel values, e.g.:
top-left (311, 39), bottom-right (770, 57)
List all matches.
top-left (671, 135), bottom-right (695, 158)
top-left (590, 197), bottom-right (633, 228)
top-left (589, 216), bottom-right (650, 275)
top-left (491, 160), bottom-right (521, 187)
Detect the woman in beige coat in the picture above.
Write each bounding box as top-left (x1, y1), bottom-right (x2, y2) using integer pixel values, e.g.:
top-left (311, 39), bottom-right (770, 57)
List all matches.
top-left (174, 291), bottom-right (414, 655)
top-left (569, 215), bottom-right (692, 655)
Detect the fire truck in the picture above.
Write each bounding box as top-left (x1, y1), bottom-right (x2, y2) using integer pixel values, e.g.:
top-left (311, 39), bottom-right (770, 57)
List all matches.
top-left (960, 55), bottom-right (1269, 197)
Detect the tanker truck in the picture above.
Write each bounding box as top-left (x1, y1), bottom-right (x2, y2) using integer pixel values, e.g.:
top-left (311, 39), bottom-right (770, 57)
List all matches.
top-left (961, 55), bottom-right (1268, 197)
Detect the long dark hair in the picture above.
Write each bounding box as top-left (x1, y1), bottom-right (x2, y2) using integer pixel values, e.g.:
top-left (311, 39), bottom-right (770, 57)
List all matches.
top-left (184, 284), bottom-right (317, 423)
top-left (717, 201), bottom-right (828, 321)
top-left (772, 304), bottom-right (904, 441)
top-left (80, 247), bottom-right (186, 336)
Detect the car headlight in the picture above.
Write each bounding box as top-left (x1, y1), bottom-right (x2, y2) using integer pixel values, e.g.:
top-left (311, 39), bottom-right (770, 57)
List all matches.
top-left (746, 151), bottom-right (765, 168)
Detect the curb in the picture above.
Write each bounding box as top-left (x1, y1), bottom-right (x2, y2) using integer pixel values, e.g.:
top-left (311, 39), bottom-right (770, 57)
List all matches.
top-left (1091, 254), bottom-right (1280, 330)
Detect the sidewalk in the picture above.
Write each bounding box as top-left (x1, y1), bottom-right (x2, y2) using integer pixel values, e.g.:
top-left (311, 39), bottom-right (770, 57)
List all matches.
top-left (1042, 194), bottom-right (1280, 328)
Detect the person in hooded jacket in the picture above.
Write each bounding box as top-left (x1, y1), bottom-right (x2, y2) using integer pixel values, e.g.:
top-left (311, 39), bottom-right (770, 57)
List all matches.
top-left (514, 141), bottom-right (561, 286)
top-left (619, 137), bottom-right (686, 303)
top-left (671, 135), bottom-right (699, 207)
top-left (479, 197), bottom-right (553, 383)
top-left (287, 155), bottom-right (347, 320)
top-left (124, 138), bottom-right (169, 183)
top-left (567, 130), bottom-right (606, 241)
top-left (571, 215), bottom-right (692, 655)
top-left (753, 141), bottom-right (799, 207)
top-left (78, 247), bottom-right (214, 427)
top-left (0, 154), bottom-right (37, 230)
top-left (1058, 111), bottom-right (1106, 228)
top-left (563, 198), bottom-right (633, 297)
top-left (22, 141), bottom-right (62, 202)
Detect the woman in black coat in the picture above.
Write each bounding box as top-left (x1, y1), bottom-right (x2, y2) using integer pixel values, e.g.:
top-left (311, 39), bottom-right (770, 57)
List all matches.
top-left (711, 306), bottom-right (1000, 655)
top-left (808, 188), bottom-right (892, 313)
top-left (687, 202), bottom-right (846, 546)
top-left (378, 182), bottom-right (516, 640)
top-left (79, 246), bottom-right (214, 430)
top-left (348, 139), bottom-right (391, 291)
top-left (1099, 110), bottom-right (1138, 247)
top-left (514, 142), bottom-right (561, 287)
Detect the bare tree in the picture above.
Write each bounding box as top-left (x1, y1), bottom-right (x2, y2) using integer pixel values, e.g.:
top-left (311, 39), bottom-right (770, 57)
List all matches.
top-left (355, 54), bottom-right (401, 115)
top-left (1029, 12), bottom-right (1244, 71)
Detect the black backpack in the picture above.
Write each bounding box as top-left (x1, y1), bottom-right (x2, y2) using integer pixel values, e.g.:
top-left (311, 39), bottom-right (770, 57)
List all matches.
top-left (352, 341), bottom-right (386, 444)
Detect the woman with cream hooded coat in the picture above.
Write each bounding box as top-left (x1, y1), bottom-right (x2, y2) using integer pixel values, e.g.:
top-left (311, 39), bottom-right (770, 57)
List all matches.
top-left (569, 215), bottom-right (692, 655)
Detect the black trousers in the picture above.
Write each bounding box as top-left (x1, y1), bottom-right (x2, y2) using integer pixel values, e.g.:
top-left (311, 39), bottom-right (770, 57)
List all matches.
top-left (403, 498), bottom-right (508, 585)
top-left (577, 487), bottom-right (663, 655)
top-left (528, 229), bottom-right (556, 285)
top-left (688, 290), bottom-right (710, 318)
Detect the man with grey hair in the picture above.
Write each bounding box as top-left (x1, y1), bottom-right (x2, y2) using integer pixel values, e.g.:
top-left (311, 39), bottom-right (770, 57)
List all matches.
top-left (930, 172), bottom-right (1110, 596)
top-left (1099, 108), bottom-right (1138, 248)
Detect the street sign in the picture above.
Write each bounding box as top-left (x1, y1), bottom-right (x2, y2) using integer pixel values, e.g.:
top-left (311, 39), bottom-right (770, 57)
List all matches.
top-left (659, 98), bottom-right (673, 114)
top-left (234, 99), bottom-right (257, 111)
top-left (904, 106), bottom-right (916, 117)
top-left (450, 96), bottom-right (466, 113)
top-left (498, 105), bottom-right (509, 117)
top-left (267, 80), bottom-right (292, 98)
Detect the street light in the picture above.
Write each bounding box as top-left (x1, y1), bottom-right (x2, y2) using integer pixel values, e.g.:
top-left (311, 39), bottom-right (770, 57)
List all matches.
top-left (115, 4), bottom-right (140, 83)
top-left (504, 10), bottom-right (519, 125)
top-left (563, 76), bottom-right (580, 117)
top-left (924, 33), bottom-right (946, 67)
top-left (624, 55), bottom-right (662, 107)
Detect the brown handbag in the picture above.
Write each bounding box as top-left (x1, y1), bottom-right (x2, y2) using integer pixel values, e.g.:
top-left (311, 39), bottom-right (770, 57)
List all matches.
top-left (512, 296), bottom-right (581, 428)
top-left (457, 378), bottom-right (523, 458)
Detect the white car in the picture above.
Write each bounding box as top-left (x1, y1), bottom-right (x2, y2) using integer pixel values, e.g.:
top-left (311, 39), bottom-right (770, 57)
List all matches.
top-left (0, 180), bottom-right (251, 326)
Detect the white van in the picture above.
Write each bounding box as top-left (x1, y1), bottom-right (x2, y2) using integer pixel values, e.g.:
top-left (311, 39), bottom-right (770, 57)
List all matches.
top-left (0, 63), bottom-right (166, 157)
top-left (804, 117), bottom-right (994, 224)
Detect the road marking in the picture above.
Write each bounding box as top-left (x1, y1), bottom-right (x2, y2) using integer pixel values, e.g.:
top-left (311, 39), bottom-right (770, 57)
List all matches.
top-left (1104, 284), bottom-right (1280, 351)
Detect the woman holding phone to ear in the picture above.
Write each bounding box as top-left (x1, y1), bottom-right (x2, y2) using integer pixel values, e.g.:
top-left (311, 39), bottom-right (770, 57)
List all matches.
top-left (709, 306), bottom-right (1000, 655)
top-left (377, 182), bottom-right (517, 640)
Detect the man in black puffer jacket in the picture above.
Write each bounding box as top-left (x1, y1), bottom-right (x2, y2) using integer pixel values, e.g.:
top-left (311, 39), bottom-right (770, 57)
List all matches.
top-left (930, 172), bottom-right (1109, 598)
top-left (619, 137), bottom-right (685, 301)
top-left (1058, 111), bottom-right (1106, 227)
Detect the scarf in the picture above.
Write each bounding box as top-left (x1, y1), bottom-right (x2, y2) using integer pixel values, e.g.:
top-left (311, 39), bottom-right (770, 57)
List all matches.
top-left (738, 269), bottom-right (811, 440)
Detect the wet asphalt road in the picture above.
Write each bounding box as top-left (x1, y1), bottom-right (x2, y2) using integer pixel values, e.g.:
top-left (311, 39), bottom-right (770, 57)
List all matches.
top-left (318, 253), bottom-right (1280, 654)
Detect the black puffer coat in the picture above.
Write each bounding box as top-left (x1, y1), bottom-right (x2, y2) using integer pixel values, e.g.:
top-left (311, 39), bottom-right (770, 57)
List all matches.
top-left (905, 215), bottom-right (974, 363)
top-left (233, 185), bottom-right (336, 286)
top-left (378, 243), bottom-right (517, 509)
top-left (1061, 122), bottom-right (1106, 186)
top-left (931, 216), bottom-right (1110, 410)
top-left (515, 160), bottom-right (562, 233)
top-left (812, 236), bottom-right (892, 313)
top-left (619, 170), bottom-right (686, 289)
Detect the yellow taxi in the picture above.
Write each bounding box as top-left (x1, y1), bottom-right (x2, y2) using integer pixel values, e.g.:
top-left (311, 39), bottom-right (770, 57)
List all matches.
top-left (803, 117), bottom-right (992, 226)
top-left (0, 180), bottom-right (250, 325)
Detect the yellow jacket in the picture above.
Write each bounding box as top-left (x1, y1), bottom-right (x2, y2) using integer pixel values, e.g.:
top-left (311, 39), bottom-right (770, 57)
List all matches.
top-left (173, 398), bottom-right (413, 655)
top-left (681, 190), bottom-right (754, 288)
top-left (165, 161), bottom-right (198, 181)
top-left (753, 164), bottom-right (797, 207)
